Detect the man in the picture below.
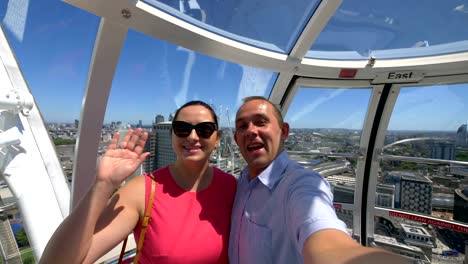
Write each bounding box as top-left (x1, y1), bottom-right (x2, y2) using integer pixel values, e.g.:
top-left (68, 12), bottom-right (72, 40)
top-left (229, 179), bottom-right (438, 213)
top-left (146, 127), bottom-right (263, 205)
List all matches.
top-left (229, 96), bottom-right (407, 263)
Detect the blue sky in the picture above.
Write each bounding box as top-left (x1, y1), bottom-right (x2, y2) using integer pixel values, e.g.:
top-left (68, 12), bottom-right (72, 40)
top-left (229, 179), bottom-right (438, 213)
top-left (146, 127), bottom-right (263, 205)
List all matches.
top-left (1, 0), bottom-right (468, 131)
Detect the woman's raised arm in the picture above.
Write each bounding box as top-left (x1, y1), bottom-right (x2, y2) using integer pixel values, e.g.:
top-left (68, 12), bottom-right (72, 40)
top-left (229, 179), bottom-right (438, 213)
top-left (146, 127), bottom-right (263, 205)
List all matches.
top-left (39, 129), bottom-right (150, 264)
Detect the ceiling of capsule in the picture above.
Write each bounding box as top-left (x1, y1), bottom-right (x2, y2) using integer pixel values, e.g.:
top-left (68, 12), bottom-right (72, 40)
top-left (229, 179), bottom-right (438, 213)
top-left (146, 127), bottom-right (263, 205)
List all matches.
top-left (144, 0), bottom-right (468, 59)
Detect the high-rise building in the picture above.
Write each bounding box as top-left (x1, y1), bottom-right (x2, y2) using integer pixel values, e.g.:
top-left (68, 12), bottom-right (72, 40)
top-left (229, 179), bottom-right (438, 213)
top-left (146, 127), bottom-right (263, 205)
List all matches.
top-left (430, 142), bottom-right (455, 160)
top-left (385, 171), bottom-right (433, 214)
top-left (143, 130), bottom-right (156, 173)
top-left (456, 124), bottom-right (468, 147)
top-left (155, 114), bottom-right (164, 125)
top-left (154, 122), bottom-right (176, 170)
top-left (74, 119), bottom-right (79, 128)
top-left (400, 174), bottom-right (433, 214)
top-left (454, 186), bottom-right (468, 223)
top-left (376, 184), bottom-right (395, 208)
top-left (143, 121), bottom-right (177, 172)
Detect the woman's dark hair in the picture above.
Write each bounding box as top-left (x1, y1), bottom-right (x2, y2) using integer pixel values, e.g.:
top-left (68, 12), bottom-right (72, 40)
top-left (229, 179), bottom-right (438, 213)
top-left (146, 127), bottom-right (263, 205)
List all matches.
top-left (173, 100), bottom-right (219, 128)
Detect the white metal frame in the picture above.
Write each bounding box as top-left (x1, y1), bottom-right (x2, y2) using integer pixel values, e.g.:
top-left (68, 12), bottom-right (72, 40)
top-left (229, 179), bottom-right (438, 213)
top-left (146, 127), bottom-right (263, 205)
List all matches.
top-left (0, 25), bottom-right (70, 259)
top-left (71, 19), bottom-right (128, 207)
top-left (269, 0), bottom-right (342, 100)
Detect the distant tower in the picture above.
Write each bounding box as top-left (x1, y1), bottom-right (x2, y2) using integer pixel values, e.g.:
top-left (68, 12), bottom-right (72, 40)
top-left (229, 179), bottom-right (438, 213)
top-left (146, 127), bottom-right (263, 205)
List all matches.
top-left (74, 119), bottom-right (79, 129)
top-left (168, 113), bottom-right (174, 122)
top-left (138, 120), bottom-right (143, 128)
top-left (155, 114), bottom-right (164, 125)
top-left (430, 142), bottom-right (455, 160)
top-left (456, 124), bottom-right (468, 147)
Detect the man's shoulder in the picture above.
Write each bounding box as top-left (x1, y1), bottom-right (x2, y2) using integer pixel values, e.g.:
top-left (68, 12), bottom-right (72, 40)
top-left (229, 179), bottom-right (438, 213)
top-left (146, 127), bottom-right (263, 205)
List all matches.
top-left (284, 159), bottom-right (324, 180)
top-left (280, 159), bottom-right (330, 192)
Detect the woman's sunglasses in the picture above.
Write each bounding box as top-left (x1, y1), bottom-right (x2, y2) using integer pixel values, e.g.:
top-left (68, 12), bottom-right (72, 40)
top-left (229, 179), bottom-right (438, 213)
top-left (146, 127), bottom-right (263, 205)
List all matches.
top-left (172, 121), bottom-right (217, 139)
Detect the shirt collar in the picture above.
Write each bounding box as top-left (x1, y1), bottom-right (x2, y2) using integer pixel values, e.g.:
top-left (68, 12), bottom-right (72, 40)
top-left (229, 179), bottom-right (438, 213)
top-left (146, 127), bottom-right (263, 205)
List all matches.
top-left (241, 151), bottom-right (289, 190)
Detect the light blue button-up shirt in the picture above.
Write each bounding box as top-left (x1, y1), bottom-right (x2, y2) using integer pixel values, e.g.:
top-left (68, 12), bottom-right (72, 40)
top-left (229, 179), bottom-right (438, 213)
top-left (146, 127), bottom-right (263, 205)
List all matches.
top-left (229, 151), bottom-right (348, 264)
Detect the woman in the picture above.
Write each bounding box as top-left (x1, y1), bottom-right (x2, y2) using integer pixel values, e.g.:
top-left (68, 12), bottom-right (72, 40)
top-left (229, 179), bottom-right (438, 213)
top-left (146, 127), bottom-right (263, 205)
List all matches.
top-left (40, 101), bottom-right (237, 264)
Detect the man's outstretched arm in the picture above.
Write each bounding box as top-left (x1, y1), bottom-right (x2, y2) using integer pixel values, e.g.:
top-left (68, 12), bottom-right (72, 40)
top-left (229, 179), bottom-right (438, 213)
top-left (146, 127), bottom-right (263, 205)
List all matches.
top-left (303, 229), bottom-right (410, 264)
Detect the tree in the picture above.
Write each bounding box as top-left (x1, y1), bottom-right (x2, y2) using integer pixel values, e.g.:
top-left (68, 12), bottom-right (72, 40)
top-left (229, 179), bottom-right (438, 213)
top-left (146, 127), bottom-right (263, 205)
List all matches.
top-left (15, 228), bottom-right (30, 248)
top-left (456, 151), bottom-right (468, 162)
top-left (53, 138), bottom-right (76, 145)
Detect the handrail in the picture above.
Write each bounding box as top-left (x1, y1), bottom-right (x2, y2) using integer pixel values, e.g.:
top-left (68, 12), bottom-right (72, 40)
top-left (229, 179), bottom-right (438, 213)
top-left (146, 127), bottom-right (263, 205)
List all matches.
top-left (287, 150), bottom-right (362, 159)
top-left (379, 154), bottom-right (468, 167)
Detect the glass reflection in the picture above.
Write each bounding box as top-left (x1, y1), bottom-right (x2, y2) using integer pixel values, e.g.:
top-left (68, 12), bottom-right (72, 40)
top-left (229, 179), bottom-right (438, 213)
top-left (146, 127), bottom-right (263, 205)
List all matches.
top-left (308, 0), bottom-right (468, 59)
top-left (143, 0), bottom-right (321, 53)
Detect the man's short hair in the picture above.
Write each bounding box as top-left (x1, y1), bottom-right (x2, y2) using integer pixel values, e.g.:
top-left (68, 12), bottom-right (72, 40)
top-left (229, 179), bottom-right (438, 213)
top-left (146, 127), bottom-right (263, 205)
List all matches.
top-left (241, 96), bottom-right (284, 126)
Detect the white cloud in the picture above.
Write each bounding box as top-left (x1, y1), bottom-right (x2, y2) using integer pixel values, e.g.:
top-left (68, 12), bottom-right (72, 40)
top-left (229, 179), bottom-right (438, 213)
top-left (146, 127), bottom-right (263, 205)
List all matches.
top-left (217, 61), bottom-right (226, 80)
top-left (174, 50), bottom-right (196, 108)
top-left (334, 111), bottom-right (365, 130)
top-left (454, 4), bottom-right (468, 13)
top-left (235, 66), bottom-right (274, 108)
top-left (289, 89), bottom-right (345, 123)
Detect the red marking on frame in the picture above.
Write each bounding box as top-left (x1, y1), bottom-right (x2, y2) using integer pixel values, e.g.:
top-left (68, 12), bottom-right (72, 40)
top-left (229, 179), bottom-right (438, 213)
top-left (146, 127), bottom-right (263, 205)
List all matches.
top-left (333, 203), bottom-right (342, 210)
top-left (339, 69), bottom-right (357, 78)
top-left (389, 211), bottom-right (468, 234)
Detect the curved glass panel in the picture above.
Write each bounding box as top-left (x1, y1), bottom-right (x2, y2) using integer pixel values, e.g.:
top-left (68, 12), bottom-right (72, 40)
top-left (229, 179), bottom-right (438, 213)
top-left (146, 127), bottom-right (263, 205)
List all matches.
top-left (307, 0), bottom-right (468, 60)
top-left (284, 87), bottom-right (372, 234)
top-left (0, 0), bottom-right (99, 124)
top-left (285, 87), bottom-right (371, 154)
top-left (375, 83), bottom-right (468, 262)
top-left (106, 29), bottom-right (277, 175)
top-left (143, 0), bottom-right (321, 53)
top-left (384, 83), bottom-right (468, 161)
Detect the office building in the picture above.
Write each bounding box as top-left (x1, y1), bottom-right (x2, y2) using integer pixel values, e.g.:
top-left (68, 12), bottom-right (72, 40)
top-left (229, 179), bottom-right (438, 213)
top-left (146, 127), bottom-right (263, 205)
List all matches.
top-left (143, 130), bottom-right (157, 173)
top-left (400, 174), bottom-right (433, 214)
top-left (155, 114), bottom-right (164, 124)
top-left (430, 142), bottom-right (455, 160)
top-left (154, 122), bottom-right (176, 170)
top-left (400, 224), bottom-right (434, 261)
top-left (376, 184), bottom-right (395, 208)
top-left (385, 171), bottom-right (432, 214)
